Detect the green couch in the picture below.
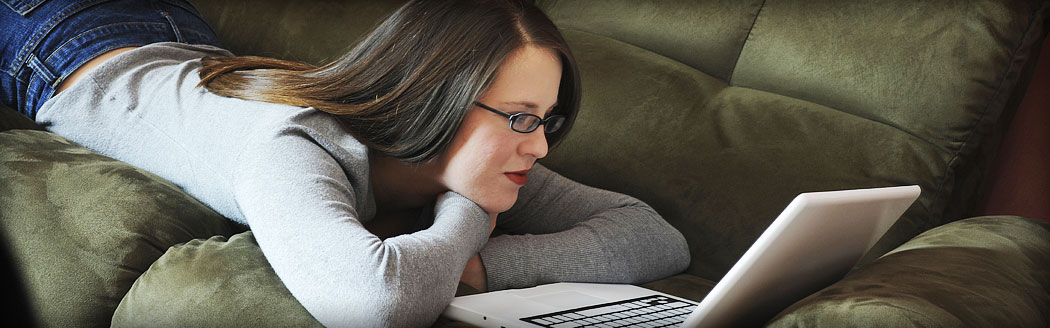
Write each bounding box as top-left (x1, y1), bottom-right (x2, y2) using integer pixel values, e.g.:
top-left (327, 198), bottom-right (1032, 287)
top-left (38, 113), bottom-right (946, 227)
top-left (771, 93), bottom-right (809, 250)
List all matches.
top-left (3, 0), bottom-right (1050, 326)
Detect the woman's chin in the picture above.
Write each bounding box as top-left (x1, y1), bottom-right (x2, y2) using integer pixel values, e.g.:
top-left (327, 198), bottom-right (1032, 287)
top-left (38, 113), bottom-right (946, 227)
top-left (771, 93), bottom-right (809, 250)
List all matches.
top-left (475, 193), bottom-right (518, 214)
top-left (451, 186), bottom-right (519, 214)
top-left (479, 200), bottom-right (513, 214)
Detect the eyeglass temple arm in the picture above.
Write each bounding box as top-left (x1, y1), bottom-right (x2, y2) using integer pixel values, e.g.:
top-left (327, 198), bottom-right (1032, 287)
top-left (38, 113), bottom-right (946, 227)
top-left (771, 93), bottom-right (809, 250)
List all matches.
top-left (474, 102), bottom-right (512, 118)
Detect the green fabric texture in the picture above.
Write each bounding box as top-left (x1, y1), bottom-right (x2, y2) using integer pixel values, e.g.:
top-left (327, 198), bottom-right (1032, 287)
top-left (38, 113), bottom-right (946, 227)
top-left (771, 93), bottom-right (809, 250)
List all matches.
top-left (731, 0), bottom-right (1050, 235)
top-left (190, 0), bottom-right (406, 66)
top-left (112, 230), bottom-right (520, 327)
top-left (534, 0), bottom-right (764, 82)
top-left (733, 0), bottom-right (1046, 142)
top-left (0, 130), bottom-right (240, 327)
top-left (112, 232), bottom-right (322, 328)
top-left (0, 106), bottom-right (44, 132)
top-left (538, 28), bottom-right (945, 280)
top-left (767, 216), bottom-right (1050, 327)
top-left (532, 0), bottom-right (1050, 281)
top-left (0, 0), bottom-right (1048, 326)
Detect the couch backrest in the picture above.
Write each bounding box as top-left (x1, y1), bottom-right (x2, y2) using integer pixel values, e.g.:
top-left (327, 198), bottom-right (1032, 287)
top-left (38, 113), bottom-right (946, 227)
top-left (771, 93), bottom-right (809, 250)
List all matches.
top-left (192, 0), bottom-right (1050, 281)
top-left (190, 1), bottom-right (403, 65)
top-left (532, 0), bottom-right (1049, 279)
top-left (536, 0), bottom-right (765, 83)
top-left (539, 0), bottom-right (1046, 150)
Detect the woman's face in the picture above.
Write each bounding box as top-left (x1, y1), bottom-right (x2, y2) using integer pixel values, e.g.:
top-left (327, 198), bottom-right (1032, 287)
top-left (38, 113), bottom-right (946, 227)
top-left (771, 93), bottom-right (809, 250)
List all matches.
top-left (437, 45), bottom-right (563, 213)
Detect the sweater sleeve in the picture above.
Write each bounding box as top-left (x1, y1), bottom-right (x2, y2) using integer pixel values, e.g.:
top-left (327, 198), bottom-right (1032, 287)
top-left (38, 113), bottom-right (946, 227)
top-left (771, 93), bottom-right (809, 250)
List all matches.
top-left (231, 127), bottom-right (491, 328)
top-left (479, 164), bottom-right (691, 291)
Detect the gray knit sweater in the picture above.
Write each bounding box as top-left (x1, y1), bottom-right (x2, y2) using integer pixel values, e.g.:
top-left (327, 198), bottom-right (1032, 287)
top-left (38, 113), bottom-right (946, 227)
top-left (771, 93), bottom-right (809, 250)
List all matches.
top-left (35, 42), bottom-right (690, 327)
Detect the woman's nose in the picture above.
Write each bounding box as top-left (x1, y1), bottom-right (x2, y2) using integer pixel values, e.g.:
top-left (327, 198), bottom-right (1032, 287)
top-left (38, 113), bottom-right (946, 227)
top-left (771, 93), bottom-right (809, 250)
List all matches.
top-left (519, 129), bottom-right (549, 159)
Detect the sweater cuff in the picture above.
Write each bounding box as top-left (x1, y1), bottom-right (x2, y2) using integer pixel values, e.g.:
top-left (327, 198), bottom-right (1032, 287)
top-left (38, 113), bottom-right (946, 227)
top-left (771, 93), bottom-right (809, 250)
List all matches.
top-left (478, 232), bottom-right (607, 291)
top-left (478, 236), bottom-right (531, 291)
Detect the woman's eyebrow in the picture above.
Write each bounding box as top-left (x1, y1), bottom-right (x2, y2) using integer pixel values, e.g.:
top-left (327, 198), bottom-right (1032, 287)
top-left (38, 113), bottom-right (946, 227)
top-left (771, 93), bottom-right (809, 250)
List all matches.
top-left (501, 101), bottom-right (559, 115)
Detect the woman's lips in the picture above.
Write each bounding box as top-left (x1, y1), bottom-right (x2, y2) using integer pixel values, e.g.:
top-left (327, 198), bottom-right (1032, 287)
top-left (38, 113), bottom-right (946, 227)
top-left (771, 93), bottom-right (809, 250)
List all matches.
top-left (505, 169), bottom-right (530, 186)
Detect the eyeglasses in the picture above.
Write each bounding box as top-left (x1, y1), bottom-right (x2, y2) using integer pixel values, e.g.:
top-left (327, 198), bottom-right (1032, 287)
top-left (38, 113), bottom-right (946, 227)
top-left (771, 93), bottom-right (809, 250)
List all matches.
top-left (475, 101), bottom-right (566, 134)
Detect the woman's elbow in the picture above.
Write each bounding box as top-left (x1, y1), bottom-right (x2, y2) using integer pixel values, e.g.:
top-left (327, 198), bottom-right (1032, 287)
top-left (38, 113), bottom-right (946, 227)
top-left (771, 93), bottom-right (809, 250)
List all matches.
top-left (667, 226), bottom-right (691, 274)
top-left (641, 205), bottom-right (692, 275)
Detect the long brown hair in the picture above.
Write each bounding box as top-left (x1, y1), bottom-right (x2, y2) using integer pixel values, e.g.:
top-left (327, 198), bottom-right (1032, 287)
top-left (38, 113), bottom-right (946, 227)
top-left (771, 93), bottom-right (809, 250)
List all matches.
top-left (197, 0), bottom-right (580, 163)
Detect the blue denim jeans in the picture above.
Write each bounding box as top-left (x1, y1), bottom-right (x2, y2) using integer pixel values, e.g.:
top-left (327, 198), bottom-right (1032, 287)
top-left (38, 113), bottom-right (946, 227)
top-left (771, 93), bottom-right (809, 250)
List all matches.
top-left (1, 0), bottom-right (221, 119)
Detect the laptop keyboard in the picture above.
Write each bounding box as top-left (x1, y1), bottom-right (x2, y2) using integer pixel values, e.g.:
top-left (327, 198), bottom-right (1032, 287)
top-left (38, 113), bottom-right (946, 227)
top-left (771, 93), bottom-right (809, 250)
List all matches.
top-left (520, 295), bottom-right (697, 328)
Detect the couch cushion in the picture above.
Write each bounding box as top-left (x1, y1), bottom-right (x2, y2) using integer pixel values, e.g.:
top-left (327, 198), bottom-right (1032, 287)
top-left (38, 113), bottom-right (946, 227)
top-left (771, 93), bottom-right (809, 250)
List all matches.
top-left (113, 230), bottom-right (719, 327)
top-left (535, 0), bottom-right (765, 82)
top-left (767, 216), bottom-right (1050, 327)
top-left (536, 0), bottom-right (1050, 281)
top-left (731, 0), bottom-right (1050, 231)
top-left (732, 0), bottom-right (1046, 145)
top-left (112, 232), bottom-right (322, 327)
top-left (0, 130), bottom-right (240, 327)
top-left (190, 0), bottom-right (405, 65)
top-left (538, 28), bottom-right (942, 280)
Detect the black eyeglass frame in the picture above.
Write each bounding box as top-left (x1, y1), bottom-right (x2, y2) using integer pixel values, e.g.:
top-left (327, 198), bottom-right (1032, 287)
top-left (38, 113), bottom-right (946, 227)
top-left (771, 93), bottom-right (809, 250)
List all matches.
top-left (474, 101), bottom-right (566, 134)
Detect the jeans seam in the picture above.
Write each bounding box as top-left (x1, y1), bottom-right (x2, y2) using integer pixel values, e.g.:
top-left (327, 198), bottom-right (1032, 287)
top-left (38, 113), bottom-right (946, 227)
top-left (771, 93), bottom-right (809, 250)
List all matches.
top-left (177, 27), bottom-right (212, 43)
top-left (11, 0), bottom-right (109, 75)
top-left (48, 42), bottom-right (141, 89)
top-left (41, 22), bottom-right (167, 63)
top-left (157, 10), bottom-right (184, 42)
top-left (157, 0), bottom-right (201, 17)
top-left (1, 65), bottom-right (16, 78)
top-left (40, 21), bottom-right (167, 89)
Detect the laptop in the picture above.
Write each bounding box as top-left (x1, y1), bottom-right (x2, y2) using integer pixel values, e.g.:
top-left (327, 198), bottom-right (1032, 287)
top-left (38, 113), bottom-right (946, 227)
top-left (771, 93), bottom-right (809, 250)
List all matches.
top-left (442, 185), bottom-right (921, 328)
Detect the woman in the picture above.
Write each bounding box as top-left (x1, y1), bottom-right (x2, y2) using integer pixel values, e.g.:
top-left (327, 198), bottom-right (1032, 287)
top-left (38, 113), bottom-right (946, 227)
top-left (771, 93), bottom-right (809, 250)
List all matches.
top-left (1, 0), bottom-right (690, 326)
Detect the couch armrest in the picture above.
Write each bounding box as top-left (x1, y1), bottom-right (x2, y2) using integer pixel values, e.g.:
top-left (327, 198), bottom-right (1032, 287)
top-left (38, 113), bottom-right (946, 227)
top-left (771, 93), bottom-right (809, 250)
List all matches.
top-left (0, 130), bottom-right (240, 327)
top-left (767, 216), bottom-right (1050, 327)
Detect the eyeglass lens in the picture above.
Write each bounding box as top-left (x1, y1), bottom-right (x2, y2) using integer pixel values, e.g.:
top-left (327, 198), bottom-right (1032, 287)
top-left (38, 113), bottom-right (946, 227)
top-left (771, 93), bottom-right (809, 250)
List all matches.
top-left (511, 114), bottom-right (565, 134)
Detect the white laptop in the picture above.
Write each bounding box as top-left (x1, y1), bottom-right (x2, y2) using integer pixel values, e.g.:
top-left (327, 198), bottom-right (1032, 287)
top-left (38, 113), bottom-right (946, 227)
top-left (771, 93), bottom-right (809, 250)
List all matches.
top-left (442, 185), bottom-right (921, 328)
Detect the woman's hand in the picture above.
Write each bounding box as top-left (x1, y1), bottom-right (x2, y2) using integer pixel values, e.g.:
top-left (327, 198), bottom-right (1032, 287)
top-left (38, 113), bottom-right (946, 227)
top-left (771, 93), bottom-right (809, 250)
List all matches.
top-left (460, 254), bottom-right (487, 292)
top-left (460, 212), bottom-right (497, 292)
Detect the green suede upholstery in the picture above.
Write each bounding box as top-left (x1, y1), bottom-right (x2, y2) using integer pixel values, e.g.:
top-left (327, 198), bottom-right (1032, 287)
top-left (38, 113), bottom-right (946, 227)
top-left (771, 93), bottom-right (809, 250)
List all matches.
top-left (2, 0), bottom-right (1049, 327)
top-left (0, 128), bottom-right (242, 327)
top-left (534, 0), bottom-right (1050, 281)
top-left (768, 216), bottom-right (1050, 327)
top-left (0, 106), bottom-right (43, 132)
top-left (111, 232), bottom-right (320, 327)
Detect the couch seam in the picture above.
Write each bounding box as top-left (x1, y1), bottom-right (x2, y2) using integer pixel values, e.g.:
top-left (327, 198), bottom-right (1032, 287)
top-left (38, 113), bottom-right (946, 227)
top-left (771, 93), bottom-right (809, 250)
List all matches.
top-left (728, 0), bottom-right (767, 85)
top-left (559, 26), bottom-right (722, 81)
top-left (933, 2), bottom-right (1049, 225)
top-left (719, 85), bottom-right (950, 156)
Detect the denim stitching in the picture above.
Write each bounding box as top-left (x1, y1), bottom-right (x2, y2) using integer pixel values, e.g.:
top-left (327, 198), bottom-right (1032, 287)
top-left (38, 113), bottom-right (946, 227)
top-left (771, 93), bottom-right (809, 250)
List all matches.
top-left (50, 42), bottom-right (139, 89)
top-left (2, 0), bottom-right (46, 16)
top-left (40, 21), bottom-right (168, 91)
top-left (179, 28), bottom-right (218, 45)
top-left (24, 65), bottom-right (49, 116)
top-left (7, 70), bottom-right (28, 83)
top-left (158, 0), bottom-right (216, 40)
top-left (11, 0), bottom-right (109, 75)
top-left (158, 10), bottom-right (184, 42)
top-left (158, 0), bottom-right (201, 17)
top-left (42, 22), bottom-right (167, 63)
top-left (26, 54), bottom-right (56, 85)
